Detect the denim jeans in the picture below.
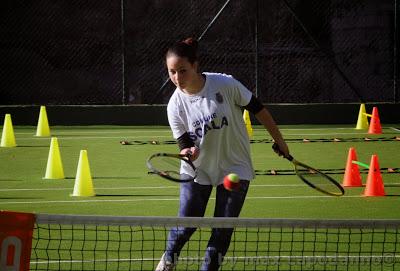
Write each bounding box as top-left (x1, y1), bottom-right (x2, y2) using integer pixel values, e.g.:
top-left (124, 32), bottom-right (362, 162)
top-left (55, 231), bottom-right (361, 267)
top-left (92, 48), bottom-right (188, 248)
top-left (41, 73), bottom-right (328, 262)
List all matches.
top-left (165, 180), bottom-right (250, 271)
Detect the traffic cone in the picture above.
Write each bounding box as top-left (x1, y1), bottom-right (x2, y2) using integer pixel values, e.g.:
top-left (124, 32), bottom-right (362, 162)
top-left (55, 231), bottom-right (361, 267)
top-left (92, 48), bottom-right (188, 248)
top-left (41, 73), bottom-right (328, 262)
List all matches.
top-left (36, 106), bottom-right (51, 137)
top-left (355, 104), bottom-right (368, 130)
top-left (1, 114), bottom-right (17, 147)
top-left (71, 150), bottom-right (95, 197)
top-left (363, 155), bottom-right (385, 196)
top-left (342, 147), bottom-right (362, 187)
top-left (243, 109), bottom-right (253, 138)
top-left (367, 107), bottom-right (382, 134)
top-left (44, 137), bottom-right (65, 179)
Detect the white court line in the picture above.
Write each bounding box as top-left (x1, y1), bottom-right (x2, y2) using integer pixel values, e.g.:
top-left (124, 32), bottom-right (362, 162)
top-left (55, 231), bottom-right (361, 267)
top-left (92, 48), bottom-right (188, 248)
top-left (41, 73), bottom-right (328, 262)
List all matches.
top-left (13, 128), bottom-right (399, 141)
top-left (13, 126), bottom-right (398, 134)
top-left (0, 195), bottom-right (362, 205)
top-left (0, 183), bottom-right (365, 192)
top-left (16, 127), bottom-right (355, 135)
top-left (280, 132), bottom-right (366, 136)
top-left (31, 254), bottom-right (400, 265)
top-left (15, 135), bottom-right (173, 140)
top-left (15, 130), bottom-right (172, 135)
top-left (0, 186), bottom-right (176, 192)
top-left (14, 126), bottom-right (396, 138)
top-left (10, 131), bottom-right (385, 140)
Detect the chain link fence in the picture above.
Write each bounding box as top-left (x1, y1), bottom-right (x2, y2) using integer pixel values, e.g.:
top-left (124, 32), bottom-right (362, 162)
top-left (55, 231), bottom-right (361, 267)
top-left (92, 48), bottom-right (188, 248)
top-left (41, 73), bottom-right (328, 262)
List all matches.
top-left (0, 0), bottom-right (398, 105)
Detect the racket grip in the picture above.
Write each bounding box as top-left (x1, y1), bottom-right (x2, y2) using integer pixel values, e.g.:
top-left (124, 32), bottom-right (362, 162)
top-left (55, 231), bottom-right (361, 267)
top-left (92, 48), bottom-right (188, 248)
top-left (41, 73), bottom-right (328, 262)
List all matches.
top-left (179, 151), bottom-right (193, 161)
top-left (272, 143), bottom-right (293, 161)
top-left (272, 143), bottom-right (282, 154)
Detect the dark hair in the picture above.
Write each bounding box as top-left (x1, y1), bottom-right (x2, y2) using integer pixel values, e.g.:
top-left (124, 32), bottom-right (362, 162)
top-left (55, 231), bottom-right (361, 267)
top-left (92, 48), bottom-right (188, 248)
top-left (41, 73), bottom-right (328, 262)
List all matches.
top-left (166, 38), bottom-right (199, 64)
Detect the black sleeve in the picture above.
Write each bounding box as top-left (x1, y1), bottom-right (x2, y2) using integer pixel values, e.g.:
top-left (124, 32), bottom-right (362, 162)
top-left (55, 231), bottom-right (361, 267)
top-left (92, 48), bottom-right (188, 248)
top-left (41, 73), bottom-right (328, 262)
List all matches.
top-left (177, 132), bottom-right (195, 150)
top-left (243, 95), bottom-right (264, 115)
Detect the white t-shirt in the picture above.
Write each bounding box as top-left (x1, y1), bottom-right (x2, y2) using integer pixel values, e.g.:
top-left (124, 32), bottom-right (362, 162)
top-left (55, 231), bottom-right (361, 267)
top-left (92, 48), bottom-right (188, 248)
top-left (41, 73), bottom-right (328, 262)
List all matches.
top-left (167, 72), bottom-right (255, 186)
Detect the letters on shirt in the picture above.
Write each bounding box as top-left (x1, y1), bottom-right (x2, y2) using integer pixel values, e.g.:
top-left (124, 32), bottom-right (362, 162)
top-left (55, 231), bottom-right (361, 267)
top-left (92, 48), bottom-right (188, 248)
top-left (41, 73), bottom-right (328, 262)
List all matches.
top-left (189, 113), bottom-right (228, 141)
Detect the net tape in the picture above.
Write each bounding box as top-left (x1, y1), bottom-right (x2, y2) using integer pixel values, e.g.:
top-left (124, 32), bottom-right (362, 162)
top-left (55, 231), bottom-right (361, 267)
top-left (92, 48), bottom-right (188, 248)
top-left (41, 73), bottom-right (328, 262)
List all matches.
top-left (36, 214), bottom-right (400, 229)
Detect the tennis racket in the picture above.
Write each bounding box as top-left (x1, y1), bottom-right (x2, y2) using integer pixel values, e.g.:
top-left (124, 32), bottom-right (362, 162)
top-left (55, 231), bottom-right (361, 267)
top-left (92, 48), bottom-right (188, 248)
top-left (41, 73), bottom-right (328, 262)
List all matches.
top-left (146, 153), bottom-right (196, 183)
top-left (272, 143), bottom-right (344, 196)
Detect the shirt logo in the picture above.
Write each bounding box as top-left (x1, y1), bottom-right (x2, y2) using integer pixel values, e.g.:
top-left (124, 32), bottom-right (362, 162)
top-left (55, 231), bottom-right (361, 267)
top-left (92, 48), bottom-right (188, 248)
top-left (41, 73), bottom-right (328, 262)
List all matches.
top-left (216, 92), bottom-right (223, 103)
top-left (190, 96), bottom-right (205, 104)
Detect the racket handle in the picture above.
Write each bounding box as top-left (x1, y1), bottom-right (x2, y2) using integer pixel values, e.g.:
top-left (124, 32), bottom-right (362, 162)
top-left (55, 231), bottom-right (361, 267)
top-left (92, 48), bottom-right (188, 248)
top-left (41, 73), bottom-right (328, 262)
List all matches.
top-left (272, 143), bottom-right (293, 161)
top-left (181, 147), bottom-right (199, 161)
top-left (179, 151), bottom-right (192, 161)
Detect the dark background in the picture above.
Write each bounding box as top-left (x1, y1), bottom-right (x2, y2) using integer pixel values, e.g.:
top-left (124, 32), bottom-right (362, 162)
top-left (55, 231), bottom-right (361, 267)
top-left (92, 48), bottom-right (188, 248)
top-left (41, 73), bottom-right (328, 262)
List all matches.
top-left (1, 0), bottom-right (398, 105)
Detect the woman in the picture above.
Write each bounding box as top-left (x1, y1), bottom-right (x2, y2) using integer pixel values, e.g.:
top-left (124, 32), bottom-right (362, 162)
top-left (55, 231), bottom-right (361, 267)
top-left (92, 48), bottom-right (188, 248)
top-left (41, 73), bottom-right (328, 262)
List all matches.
top-left (156, 38), bottom-right (289, 271)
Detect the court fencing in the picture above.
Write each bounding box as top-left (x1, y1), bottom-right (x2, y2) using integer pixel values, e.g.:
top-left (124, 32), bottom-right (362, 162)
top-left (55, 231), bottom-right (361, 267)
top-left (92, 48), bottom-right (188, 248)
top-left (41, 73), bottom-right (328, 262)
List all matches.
top-left (1, 0), bottom-right (398, 105)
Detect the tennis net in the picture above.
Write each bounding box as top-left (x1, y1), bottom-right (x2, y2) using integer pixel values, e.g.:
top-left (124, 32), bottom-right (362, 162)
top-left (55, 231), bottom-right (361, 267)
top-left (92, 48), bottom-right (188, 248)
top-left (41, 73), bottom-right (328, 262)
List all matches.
top-left (31, 214), bottom-right (400, 271)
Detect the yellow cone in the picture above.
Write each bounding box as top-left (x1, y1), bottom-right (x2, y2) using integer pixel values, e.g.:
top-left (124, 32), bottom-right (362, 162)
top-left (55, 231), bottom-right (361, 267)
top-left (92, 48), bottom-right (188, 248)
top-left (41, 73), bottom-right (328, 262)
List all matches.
top-left (71, 150), bottom-right (95, 197)
top-left (243, 109), bottom-right (253, 138)
top-left (36, 106), bottom-right (51, 137)
top-left (44, 137), bottom-right (65, 179)
top-left (355, 104), bottom-right (369, 130)
top-left (1, 114), bottom-right (17, 147)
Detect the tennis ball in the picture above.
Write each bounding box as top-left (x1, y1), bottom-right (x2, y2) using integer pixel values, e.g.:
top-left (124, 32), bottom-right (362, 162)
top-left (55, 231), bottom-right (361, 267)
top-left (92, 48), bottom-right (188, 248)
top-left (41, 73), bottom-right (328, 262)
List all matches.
top-left (223, 173), bottom-right (240, 191)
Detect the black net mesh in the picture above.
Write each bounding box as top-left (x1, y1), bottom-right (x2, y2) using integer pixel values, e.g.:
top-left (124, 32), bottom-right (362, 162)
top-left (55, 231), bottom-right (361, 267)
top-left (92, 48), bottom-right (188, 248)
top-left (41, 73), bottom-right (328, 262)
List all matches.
top-left (0, 0), bottom-right (397, 105)
top-left (30, 215), bottom-right (400, 271)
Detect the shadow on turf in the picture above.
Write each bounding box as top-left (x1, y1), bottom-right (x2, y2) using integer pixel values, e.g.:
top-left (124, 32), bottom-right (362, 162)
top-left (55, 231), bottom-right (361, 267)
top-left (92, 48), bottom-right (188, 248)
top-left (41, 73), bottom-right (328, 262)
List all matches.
top-left (384, 184), bottom-right (400, 196)
top-left (385, 184), bottom-right (400, 187)
top-left (93, 177), bottom-right (142, 180)
top-left (94, 194), bottom-right (176, 197)
top-left (0, 197), bottom-right (41, 199)
top-left (15, 145), bottom-right (50, 148)
top-left (65, 177), bottom-right (141, 180)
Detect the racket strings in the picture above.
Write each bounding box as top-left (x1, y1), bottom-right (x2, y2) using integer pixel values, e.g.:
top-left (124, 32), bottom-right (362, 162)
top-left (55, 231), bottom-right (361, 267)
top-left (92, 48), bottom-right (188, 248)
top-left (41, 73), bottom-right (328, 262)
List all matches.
top-left (295, 166), bottom-right (343, 195)
top-left (151, 156), bottom-right (182, 179)
top-left (146, 153), bottom-right (196, 183)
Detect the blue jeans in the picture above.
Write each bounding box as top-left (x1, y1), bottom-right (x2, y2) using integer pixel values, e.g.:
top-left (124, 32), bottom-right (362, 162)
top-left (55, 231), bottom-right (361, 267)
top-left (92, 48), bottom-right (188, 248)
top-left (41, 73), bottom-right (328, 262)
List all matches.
top-left (165, 180), bottom-right (250, 271)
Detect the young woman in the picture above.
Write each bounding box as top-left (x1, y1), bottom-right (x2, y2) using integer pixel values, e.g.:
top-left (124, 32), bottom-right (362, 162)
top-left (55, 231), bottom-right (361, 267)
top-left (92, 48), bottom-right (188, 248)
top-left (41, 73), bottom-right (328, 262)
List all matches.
top-left (156, 38), bottom-right (289, 271)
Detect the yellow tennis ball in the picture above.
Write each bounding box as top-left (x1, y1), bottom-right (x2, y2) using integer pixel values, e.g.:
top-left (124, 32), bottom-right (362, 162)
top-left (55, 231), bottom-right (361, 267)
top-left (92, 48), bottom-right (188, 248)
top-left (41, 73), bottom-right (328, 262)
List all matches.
top-left (223, 173), bottom-right (240, 191)
top-left (227, 173), bottom-right (239, 183)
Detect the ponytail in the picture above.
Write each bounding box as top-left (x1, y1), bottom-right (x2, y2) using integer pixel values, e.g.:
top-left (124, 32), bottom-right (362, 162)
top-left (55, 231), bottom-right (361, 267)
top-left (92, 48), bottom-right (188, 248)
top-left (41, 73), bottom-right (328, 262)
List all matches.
top-left (166, 37), bottom-right (199, 64)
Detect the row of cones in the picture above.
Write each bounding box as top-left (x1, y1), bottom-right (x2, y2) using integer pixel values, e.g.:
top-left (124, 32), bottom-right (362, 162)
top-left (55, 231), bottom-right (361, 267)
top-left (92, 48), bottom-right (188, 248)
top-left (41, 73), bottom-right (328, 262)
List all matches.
top-left (1, 106), bottom-right (94, 196)
top-left (343, 147), bottom-right (385, 196)
top-left (1, 106), bottom-right (51, 147)
top-left (2, 104), bottom-right (381, 146)
top-left (242, 104), bottom-right (382, 139)
top-left (355, 104), bottom-right (382, 134)
top-left (45, 137), bottom-right (95, 197)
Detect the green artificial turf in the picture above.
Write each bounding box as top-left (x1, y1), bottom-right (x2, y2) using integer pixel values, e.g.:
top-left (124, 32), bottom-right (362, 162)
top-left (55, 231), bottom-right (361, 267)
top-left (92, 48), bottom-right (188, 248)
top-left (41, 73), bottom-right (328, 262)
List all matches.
top-left (1, 125), bottom-right (399, 219)
top-left (2, 125), bottom-right (400, 270)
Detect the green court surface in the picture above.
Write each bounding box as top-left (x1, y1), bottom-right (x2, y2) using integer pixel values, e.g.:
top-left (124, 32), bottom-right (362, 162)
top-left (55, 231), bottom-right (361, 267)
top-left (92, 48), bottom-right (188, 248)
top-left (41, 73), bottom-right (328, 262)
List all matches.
top-left (1, 124), bottom-right (400, 219)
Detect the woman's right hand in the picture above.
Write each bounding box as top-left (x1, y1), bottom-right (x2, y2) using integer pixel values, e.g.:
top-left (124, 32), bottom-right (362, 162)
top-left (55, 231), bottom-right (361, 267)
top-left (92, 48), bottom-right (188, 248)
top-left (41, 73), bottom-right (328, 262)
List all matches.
top-left (272, 142), bottom-right (290, 158)
top-left (180, 146), bottom-right (200, 161)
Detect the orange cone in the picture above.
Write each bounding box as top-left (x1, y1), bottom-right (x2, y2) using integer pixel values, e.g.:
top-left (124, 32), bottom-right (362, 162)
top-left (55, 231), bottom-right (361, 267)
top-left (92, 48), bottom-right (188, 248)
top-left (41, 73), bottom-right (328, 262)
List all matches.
top-left (363, 155), bottom-right (385, 196)
top-left (342, 147), bottom-right (362, 187)
top-left (368, 107), bottom-right (382, 134)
